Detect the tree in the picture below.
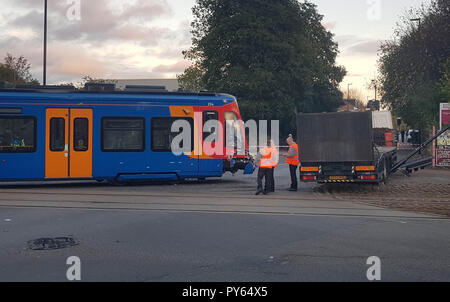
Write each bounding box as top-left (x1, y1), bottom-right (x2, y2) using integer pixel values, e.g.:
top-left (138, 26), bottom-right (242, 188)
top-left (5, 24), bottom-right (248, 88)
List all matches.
top-left (0, 53), bottom-right (39, 86)
top-left (177, 63), bottom-right (205, 91)
top-left (440, 58), bottom-right (450, 101)
top-left (378, 0), bottom-right (449, 132)
top-left (181, 0), bottom-right (346, 137)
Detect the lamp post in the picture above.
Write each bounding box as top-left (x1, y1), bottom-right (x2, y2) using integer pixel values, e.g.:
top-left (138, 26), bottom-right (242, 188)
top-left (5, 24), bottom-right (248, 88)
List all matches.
top-left (371, 79), bottom-right (377, 102)
top-left (410, 18), bottom-right (421, 26)
top-left (43, 0), bottom-right (47, 86)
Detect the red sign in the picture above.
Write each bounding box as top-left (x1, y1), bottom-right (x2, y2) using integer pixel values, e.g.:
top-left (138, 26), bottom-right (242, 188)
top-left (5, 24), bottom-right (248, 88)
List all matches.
top-left (436, 146), bottom-right (450, 167)
top-left (437, 104), bottom-right (450, 167)
top-left (443, 110), bottom-right (450, 125)
top-left (441, 103), bottom-right (450, 126)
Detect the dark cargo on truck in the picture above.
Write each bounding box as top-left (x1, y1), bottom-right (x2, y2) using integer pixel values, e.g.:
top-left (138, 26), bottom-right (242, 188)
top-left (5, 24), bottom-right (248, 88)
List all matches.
top-left (297, 112), bottom-right (397, 183)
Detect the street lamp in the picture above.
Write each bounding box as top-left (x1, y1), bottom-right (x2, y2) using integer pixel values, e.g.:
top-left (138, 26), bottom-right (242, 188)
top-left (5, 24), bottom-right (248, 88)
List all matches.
top-left (410, 18), bottom-right (421, 26)
top-left (371, 79), bottom-right (377, 102)
top-left (43, 0), bottom-right (47, 86)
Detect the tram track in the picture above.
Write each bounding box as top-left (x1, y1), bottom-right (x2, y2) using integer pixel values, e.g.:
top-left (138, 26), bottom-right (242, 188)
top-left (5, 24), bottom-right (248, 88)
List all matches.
top-left (0, 195), bottom-right (390, 212)
top-left (0, 193), bottom-right (446, 220)
top-left (1, 178), bottom-right (448, 219)
top-left (1, 187), bottom-right (449, 202)
top-left (0, 202), bottom-right (446, 220)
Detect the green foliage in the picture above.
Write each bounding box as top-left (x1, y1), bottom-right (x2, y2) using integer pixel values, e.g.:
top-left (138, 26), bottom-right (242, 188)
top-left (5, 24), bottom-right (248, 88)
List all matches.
top-left (440, 58), bottom-right (450, 100)
top-left (177, 63), bottom-right (205, 91)
top-left (378, 0), bottom-right (449, 131)
top-left (0, 53), bottom-right (39, 86)
top-left (181, 0), bottom-right (346, 136)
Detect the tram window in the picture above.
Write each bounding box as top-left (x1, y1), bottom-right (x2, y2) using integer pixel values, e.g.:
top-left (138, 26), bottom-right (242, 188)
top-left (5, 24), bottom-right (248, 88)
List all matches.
top-left (73, 118), bottom-right (89, 151)
top-left (50, 118), bottom-right (66, 151)
top-left (151, 117), bottom-right (194, 152)
top-left (225, 111), bottom-right (245, 154)
top-left (224, 111), bottom-right (239, 145)
top-left (0, 116), bottom-right (36, 153)
top-left (102, 117), bottom-right (145, 152)
top-left (151, 118), bottom-right (171, 152)
top-left (203, 111), bottom-right (219, 142)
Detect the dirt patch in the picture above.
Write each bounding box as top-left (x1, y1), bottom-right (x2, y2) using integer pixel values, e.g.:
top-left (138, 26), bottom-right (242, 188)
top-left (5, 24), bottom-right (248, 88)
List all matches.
top-left (313, 168), bottom-right (450, 217)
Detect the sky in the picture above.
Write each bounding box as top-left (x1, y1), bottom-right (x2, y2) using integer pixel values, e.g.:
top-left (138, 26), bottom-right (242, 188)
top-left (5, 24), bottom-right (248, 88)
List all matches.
top-left (0, 0), bottom-right (432, 100)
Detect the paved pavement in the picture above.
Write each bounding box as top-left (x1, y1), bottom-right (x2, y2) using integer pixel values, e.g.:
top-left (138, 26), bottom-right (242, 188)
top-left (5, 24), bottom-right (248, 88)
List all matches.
top-left (0, 163), bottom-right (449, 281)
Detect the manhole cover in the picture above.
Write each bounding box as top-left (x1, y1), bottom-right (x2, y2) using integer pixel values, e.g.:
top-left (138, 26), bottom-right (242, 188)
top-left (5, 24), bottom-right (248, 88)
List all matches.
top-left (27, 237), bottom-right (79, 251)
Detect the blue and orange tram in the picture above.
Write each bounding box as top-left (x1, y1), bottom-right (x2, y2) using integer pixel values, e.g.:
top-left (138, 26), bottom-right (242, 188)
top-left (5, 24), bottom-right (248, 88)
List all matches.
top-left (0, 86), bottom-right (254, 183)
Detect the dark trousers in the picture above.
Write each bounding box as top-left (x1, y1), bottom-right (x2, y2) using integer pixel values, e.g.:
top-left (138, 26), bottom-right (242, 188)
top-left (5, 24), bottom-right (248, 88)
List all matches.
top-left (289, 165), bottom-right (298, 190)
top-left (266, 167), bottom-right (275, 192)
top-left (257, 167), bottom-right (273, 193)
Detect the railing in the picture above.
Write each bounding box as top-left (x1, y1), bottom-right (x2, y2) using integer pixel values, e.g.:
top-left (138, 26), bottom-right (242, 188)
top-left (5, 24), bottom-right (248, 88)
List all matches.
top-left (390, 124), bottom-right (450, 174)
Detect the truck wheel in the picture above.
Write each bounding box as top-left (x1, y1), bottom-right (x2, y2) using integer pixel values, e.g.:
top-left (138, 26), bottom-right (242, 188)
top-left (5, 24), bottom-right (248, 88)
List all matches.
top-left (381, 161), bottom-right (388, 185)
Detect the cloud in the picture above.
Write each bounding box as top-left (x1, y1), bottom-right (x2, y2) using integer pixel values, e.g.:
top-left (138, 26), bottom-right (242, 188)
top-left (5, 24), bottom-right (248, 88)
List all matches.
top-left (335, 35), bottom-right (382, 56)
top-left (113, 25), bottom-right (170, 45)
top-left (120, 0), bottom-right (172, 21)
top-left (0, 36), bottom-right (25, 49)
top-left (153, 60), bottom-right (190, 73)
top-left (9, 10), bottom-right (43, 29)
top-left (47, 44), bottom-right (106, 78)
top-left (9, 0), bottom-right (42, 9)
top-left (346, 40), bottom-right (381, 55)
top-left (4, 0), bottom-right (174, 45)
top-left (335, 35), bottom-right (366, 48)
top-left (323, 21), bottom-right (337, 30)
top-left (0, 0), bottom-right (192, 84)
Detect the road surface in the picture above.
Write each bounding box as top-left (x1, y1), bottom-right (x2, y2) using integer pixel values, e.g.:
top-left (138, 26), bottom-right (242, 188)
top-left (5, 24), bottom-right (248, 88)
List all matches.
top-left (0, 163), bottom-right (449, 282)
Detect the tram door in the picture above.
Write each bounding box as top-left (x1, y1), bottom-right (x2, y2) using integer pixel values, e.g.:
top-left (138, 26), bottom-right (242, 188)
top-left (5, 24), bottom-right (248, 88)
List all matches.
top-left (45, 108), bottom-right (93, 178)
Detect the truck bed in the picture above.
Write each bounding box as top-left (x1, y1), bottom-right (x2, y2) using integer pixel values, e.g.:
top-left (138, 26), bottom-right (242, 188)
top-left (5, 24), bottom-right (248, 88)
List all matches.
top-left (297, 112), bottom-right (374, 162)
top-left (297, 112), bottom-right (398, 183)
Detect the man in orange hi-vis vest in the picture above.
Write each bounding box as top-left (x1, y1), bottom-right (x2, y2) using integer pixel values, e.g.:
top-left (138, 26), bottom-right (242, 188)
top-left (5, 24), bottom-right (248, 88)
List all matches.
top-left (285, 134), bottom-right (300, 191)
top-left (256, 141), bottom-right (274, 195)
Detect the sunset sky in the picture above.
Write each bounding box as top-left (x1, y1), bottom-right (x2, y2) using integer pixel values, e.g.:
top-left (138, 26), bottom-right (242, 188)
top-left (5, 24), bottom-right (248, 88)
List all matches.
top-left (0, 0), bottom-right (432, 100)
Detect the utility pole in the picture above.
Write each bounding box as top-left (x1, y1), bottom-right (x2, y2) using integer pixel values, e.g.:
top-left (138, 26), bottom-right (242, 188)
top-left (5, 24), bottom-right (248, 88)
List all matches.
top-left (43, 0), bottom-right (48, 86)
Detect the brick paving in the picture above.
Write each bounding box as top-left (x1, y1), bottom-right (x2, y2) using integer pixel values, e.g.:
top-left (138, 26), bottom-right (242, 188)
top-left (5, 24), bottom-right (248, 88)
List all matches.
top-left (313, 168), bottom-right (450, 217)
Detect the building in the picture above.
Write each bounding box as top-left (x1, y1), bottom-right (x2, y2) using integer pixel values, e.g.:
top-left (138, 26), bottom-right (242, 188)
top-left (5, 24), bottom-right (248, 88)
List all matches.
top-left (112, 79), bottom-right (180, 91)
